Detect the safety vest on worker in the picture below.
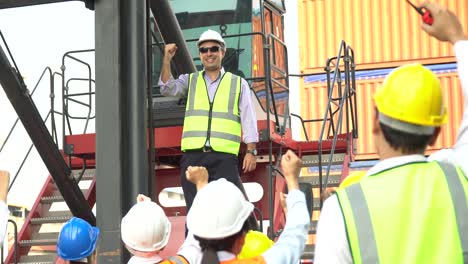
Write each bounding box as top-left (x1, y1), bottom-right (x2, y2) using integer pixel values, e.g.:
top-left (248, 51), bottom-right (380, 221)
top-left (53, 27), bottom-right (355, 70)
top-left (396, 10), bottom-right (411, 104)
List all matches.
top-left (158, 255), bottom-right (189, 264)
top-left (181, 71), bottom-right (241, 155)
top-left (336, 161), bottom-right (468, 264)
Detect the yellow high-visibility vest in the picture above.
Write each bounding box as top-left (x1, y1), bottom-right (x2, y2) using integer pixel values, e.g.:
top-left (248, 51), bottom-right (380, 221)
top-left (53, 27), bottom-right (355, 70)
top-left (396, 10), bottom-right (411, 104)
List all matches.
top-left (337, 161), bottom-right (468, 264)
top-left (181, 71), bottom-right (241, 155)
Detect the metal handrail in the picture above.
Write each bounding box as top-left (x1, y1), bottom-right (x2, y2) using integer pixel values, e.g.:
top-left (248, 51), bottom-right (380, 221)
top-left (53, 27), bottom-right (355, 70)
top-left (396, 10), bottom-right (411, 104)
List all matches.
top-left (0, 67), bottom-right (53, 152)
top-left (1, 220), bottom-right (18, 264)
top-left (253, 207), bottom-right (264, 232)
top-left (267, 33), bottom-right (290, 133)
top-left (8, 111), bottom-right (57, 192)
top-left (52, 72), bottom-right (63, 146)
top-left (260, 0), bottom-right (274, 239)
top-left (318, 41), bottom-right (347, 199)
top-left (347, 46), bottom-right (358, 140)
top-left (0, 66), bottom-right (64, 192)
top-left (61, 49), bottom-right (95, 155)
top-left (0, 31), bottom-right (24, 83)
top-left (317, 41), bottom-right (358, 207)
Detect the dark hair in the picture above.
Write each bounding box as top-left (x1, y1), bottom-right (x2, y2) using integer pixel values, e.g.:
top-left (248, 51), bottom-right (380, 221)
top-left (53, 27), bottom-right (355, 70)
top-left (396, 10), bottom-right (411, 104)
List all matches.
top-left (195, 220), bottom-right (250, 264)
top-left (379, 122), bottom-right (432, 154)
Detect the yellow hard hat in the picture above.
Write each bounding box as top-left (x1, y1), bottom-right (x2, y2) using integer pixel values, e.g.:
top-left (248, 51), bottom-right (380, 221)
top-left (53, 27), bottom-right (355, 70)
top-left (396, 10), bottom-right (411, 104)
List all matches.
top-left (374, 64), bottom-right (447, 133)
top-left (238, 230), bottom-right (274, 259)
top-left (339, 171), bottom-right (367, 189)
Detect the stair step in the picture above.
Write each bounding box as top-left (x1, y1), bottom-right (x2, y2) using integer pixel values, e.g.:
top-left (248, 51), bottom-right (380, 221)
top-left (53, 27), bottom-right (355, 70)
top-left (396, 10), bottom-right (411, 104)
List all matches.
top-left (41, 189), bottom-right (88, 203)
top-left (44, 210), bottom-right (73, 218)
top-left (19, 262), bottom-right (54, 264)
top-left (48, 169), bottom-right (95, 187)
top-left (299, 175), bottom-right (341, 188)
top-left (20, 237), bottom-right (57, 247)
top-left (31, 215), bottom-right (71, 224)
top-left (18, 254), bottom-right (55, 264)
top-left (19, 263), bottom-right (53, 264)
top-left (301, 244), bottom-right (315, 260)
top-left (19, 259), bottom-right (55, 264)
top-left (308, 220), bottom-right (319, 234)
top-left (71, 168), bottom-right (96, 181)
top-left (301, 153), bottom-right (345, 167)
top-left (40, 195), bottom-right (64, 203)
top-left (32, 232), bottom-right (60, 240)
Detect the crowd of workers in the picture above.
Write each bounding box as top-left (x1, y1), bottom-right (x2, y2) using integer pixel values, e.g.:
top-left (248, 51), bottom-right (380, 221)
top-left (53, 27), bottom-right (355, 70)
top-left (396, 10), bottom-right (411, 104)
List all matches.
top-left (0, 1), bottom-right (466, 263)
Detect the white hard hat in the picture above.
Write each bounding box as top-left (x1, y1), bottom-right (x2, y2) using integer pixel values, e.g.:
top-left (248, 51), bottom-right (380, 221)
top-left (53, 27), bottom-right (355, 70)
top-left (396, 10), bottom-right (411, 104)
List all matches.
top-left (121, 201), bottom-right (171, 252)
top-left (197, 29), bottom-right (225, 47)
top-left (187, 179), bottom-right (253, 239)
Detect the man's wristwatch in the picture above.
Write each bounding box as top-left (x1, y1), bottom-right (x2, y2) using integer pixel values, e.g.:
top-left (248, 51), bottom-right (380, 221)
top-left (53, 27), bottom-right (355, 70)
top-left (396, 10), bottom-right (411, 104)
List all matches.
top-left (246, 149), bottom-right (257, 156)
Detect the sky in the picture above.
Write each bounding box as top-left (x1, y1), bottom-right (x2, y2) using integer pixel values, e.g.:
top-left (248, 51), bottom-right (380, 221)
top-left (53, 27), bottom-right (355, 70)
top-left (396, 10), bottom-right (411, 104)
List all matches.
top-left (0, 2), bottom-right (95, 208)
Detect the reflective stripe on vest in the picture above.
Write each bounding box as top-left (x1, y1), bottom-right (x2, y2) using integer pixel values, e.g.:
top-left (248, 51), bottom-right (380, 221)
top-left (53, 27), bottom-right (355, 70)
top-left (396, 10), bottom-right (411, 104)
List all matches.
top-left (181, 71), bottom-right (241, 155)
top-left (168, 255), bottom-right (189, 264)
top-left (338, 161), bottom-right (468, 264)
top-left (158, 255), bottom-right (189, 264)
top-left (439, 162), bottom-right (468, 262)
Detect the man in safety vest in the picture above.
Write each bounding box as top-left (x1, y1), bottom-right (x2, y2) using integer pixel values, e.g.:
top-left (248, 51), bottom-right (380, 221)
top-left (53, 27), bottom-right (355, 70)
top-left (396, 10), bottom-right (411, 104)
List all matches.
top-left (159, 30), bottom-right (258, 225)
top-left (314, 2), bottom-right (468, 263)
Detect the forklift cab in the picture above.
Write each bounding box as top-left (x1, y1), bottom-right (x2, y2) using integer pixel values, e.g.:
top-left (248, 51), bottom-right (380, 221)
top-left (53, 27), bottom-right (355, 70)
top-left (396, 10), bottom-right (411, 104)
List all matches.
top-left (151, 0), bottom-right (289, 128)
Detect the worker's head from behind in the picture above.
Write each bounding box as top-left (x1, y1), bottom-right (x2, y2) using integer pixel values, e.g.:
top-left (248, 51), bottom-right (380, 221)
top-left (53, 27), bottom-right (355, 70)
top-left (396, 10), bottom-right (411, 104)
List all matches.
top-left (57, 217), bottom-right (100, 261)
top-left (121, 200), bottom-right (171, 258)
top-left (197, 29), bottom-right (226, 72)
top-left (373, 63), bottom-right (447, 156)
top-left (238, 230), bottom-right (274, 259)
top-left (187, 179), bottom-right (254, 264)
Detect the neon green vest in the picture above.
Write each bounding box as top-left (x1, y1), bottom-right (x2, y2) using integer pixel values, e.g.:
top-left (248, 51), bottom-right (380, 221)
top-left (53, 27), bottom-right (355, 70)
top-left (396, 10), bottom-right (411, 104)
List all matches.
top-left (181, 71), bottom-right (241, 155)
top-left (337, 161), bottom-right (468, 264)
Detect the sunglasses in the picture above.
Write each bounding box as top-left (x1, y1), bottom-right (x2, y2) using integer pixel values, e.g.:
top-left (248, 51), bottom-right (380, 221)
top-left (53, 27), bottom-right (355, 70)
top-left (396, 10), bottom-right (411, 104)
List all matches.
top-left (199, 46), bottom-right (220, 53)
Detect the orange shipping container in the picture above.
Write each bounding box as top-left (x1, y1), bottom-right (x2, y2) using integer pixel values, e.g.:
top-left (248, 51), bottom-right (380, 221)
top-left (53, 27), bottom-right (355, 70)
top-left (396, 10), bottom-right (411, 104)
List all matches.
top-left (300, 69), bottom-right (464, 160)
top-left (297, 0), bottom-right (468, 73)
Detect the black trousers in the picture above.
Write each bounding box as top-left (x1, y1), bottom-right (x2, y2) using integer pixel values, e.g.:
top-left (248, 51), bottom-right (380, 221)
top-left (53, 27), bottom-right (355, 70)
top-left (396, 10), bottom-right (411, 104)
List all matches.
top-left (180, 151), bottom-right (258, 233)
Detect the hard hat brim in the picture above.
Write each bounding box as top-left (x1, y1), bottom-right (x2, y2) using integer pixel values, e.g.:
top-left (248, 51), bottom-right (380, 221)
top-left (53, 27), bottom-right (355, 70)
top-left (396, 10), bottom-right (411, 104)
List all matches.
top-left (197, 39), bottom-right (225, 47)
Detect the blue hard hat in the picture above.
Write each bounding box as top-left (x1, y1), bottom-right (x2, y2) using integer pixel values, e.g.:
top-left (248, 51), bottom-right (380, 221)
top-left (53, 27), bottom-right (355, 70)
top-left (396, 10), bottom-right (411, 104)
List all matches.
top-left (57, 217), bottom-right (100, 260)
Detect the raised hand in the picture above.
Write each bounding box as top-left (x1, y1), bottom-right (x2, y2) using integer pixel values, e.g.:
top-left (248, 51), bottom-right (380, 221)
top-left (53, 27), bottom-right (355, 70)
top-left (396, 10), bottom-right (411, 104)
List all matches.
top-left (280, 150), bottom-right (302, 191)
top-left (164, 43), bottom-right (178, 62)
top-left (185, 166), bottom-right (209, 190)
top-left (136, 194), bottom-right (151, 203)
top-left (420, 2), bottom-right (466, 44)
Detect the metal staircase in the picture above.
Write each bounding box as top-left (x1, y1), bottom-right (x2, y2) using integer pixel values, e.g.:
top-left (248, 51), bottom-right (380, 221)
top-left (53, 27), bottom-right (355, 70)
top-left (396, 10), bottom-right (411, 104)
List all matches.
top-left (5, 169), bottom-right (96, 264)
top-left (0, 31), bottom-right (96, 263)
top-left (0, 32), bottom-right (95, 225)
